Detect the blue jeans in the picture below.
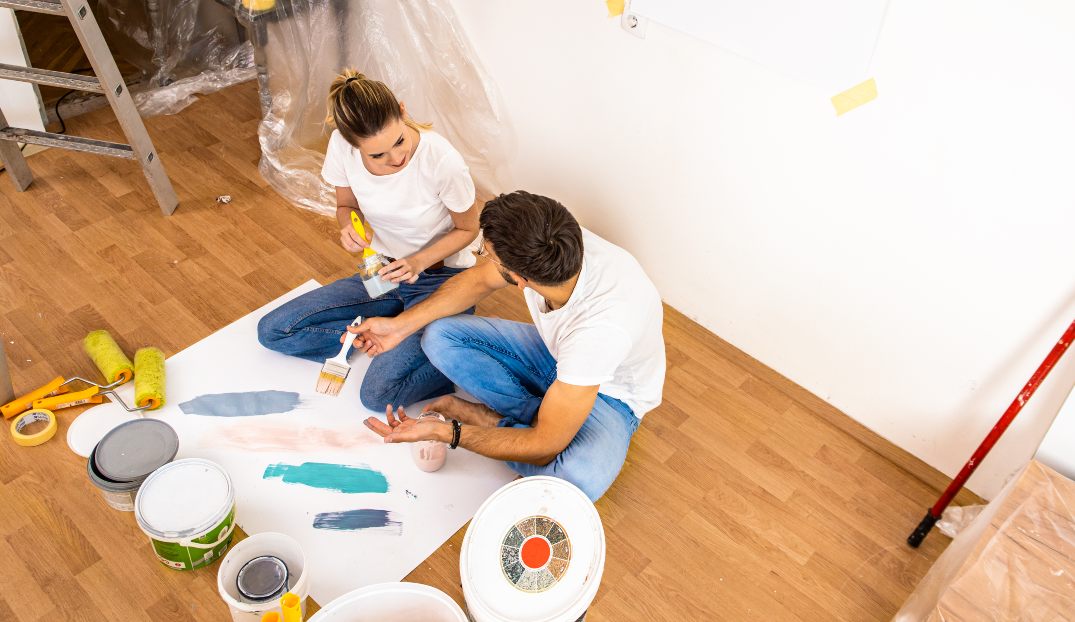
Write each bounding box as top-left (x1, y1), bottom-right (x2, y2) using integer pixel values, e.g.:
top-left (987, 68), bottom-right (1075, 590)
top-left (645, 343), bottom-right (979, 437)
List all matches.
top-left (421, 315), bottom-right (640, 502)
top-left (257, 266), bottom-right (472, 410)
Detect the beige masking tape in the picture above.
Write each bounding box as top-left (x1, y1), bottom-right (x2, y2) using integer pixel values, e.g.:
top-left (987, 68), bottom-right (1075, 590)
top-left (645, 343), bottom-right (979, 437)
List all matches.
top-left (831, 78), bottom-right (878, 116)
top-left (11, 408), bottom-right (57, 447)
top-left (606, 0), bottom-right (625, 17)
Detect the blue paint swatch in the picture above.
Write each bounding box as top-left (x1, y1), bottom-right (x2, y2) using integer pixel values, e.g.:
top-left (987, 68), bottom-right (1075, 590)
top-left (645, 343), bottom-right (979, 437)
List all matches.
top-left (179, 391), bottom-right (302, 417)
top-left (313, 509), bottom-right (402, 534)
top-left (263, 462), bottom-right (389, 494)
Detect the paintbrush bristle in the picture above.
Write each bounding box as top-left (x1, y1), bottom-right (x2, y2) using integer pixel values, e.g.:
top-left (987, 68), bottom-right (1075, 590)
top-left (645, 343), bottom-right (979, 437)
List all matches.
top-left (316, 360), bottom-right (351, 396)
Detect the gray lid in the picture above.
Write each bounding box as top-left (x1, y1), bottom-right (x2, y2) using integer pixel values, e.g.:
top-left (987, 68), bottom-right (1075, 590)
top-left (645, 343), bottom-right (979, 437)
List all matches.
top-left (236, 555), bottom-right (289, 602)
top-left (94, 419), bottom-right (179, 483)
top-left (87, 444), bottom-right (143, 492)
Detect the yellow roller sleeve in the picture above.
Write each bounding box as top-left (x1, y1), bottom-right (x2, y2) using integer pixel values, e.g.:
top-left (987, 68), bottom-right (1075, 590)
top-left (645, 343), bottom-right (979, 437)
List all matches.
top-left (83, 330), bottom-right (134, 384)
top-left (134, 347), bottom-right (166, 410)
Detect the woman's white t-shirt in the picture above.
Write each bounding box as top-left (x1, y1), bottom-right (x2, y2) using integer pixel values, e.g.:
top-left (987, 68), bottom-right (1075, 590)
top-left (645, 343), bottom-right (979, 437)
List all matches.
top-left (321, 129), bottom-right (477, 269)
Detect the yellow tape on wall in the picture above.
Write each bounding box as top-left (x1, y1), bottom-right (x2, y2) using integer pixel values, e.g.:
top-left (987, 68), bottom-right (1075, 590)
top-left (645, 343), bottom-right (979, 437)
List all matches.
top-left (831, 78), bottom-right (878, 116)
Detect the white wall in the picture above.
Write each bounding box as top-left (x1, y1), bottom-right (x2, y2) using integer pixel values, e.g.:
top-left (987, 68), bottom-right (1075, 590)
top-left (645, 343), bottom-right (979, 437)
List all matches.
top-left (0, 8), bottom-right (46, 132)
top-left (450, 0), bottom-right (1075, 498)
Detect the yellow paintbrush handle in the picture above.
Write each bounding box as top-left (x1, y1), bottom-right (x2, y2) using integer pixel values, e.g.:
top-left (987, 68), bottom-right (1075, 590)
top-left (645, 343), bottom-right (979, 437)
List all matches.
top-left (350, 212), bottom-right (377, 259)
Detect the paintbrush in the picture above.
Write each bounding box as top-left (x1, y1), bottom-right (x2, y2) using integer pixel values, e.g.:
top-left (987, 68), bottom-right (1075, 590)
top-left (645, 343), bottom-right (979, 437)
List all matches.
top-left (316, 316), bottom-right (363, 396)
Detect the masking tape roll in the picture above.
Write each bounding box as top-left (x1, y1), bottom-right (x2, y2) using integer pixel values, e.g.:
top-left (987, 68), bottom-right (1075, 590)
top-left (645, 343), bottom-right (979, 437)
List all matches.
top-left (11, 408), bottom-right (57, 447)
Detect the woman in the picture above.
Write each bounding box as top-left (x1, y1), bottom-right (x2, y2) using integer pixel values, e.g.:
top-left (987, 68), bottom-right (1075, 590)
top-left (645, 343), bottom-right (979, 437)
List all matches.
top-left (258, 69), bottom-right (479, 411)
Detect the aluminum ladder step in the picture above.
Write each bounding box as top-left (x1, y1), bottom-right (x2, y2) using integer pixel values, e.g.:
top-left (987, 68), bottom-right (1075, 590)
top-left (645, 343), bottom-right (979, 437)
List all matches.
top-left (0, 63), bottom-right (104, 93)
top-left (0, 0), bottom-right (178, 214)
top-left (0, 127), bottom-right (134, 159)
top-left (0, 0), bottom-right (64, 15)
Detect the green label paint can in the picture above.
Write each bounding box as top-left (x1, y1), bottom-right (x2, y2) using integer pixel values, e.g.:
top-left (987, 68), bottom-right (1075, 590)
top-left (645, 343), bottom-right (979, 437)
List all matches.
top-left (135, 458), bottom-right (237, 571)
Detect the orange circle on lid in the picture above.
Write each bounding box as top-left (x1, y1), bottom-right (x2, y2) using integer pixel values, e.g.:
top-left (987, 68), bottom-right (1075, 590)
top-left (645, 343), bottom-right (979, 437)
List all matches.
top-left (520, 536), bottom-right (551, 569)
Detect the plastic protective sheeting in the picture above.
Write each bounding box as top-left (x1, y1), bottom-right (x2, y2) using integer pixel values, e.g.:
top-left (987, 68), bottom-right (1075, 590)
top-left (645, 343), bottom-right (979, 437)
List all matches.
top-left (895, 461), bottom-right (1075, 621)
top-left (246, 0), bottom-right (514, 215)
top-left (93, 0), bottom-right (254, 115)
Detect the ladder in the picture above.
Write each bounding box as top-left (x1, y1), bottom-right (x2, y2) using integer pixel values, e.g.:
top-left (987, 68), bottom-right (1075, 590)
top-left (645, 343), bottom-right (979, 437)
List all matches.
top-left (0, 0), bottom-right (178, 215)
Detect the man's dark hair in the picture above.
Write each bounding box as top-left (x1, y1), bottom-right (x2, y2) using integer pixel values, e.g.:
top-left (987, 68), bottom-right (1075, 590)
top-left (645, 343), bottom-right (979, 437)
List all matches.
top-left (480, 191), bottom-right (584, 286)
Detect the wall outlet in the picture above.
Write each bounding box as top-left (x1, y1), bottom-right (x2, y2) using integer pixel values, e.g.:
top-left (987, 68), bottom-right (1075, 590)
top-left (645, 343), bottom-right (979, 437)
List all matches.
top-left (621, 1), bottom-right (648, 39)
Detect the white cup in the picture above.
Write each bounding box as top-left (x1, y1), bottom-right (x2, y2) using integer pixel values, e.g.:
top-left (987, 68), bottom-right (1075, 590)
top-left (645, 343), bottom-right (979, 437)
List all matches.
top-left (411, 412), bottom-right (448, 472)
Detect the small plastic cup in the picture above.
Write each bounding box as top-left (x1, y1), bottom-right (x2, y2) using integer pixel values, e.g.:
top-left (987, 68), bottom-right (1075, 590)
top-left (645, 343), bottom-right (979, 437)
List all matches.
top-left (411, 412), bottom-right (448, 472)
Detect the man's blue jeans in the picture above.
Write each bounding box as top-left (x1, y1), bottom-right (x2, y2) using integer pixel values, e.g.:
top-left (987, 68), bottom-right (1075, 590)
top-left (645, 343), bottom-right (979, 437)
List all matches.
top-left (257, 266), bottom-right (471, 410)
top-left (421, 315), bottom-right (640, 502)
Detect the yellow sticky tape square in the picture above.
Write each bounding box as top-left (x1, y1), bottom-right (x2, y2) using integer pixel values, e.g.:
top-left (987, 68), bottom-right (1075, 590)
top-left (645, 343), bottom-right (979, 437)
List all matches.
top-left (831, 78), bottom-right (878, 116)
top-left (606, 0), bottom-right (625, 17)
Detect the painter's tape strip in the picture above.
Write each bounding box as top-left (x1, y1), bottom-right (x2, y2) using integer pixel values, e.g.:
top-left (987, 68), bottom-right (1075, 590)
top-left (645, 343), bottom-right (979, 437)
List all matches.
top-left (606, 0), bottom-right (625, 17)
top-left (831, 78), bottom-right (878, 116)
top-left (11, 408), bottom-right (57, 446)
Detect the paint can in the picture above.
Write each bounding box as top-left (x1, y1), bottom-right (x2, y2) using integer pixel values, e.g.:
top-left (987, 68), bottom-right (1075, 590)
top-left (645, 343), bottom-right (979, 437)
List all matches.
top-left (87, 419), bottom-right (179, 511)
top-left (461, 476), bottom-right (605, 622)
top-left (308, 582), bottom-right (467, 621)
top-left (135, 458), bottom-right (236, 571)
top-left (217, 532), bottom-right (309, 622)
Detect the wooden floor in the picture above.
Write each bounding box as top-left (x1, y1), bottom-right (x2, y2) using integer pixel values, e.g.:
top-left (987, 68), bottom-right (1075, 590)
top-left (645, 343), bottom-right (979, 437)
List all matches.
top-left (0, 82), bottom-right (969, 621)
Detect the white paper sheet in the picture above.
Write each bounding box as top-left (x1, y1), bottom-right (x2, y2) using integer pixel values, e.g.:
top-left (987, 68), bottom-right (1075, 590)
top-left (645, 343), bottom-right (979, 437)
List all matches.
top-left (77, 281), bottom-right (518, 603)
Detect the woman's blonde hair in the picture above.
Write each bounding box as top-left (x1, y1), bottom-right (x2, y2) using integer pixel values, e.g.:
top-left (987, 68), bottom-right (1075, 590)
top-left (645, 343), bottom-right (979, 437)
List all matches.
top-left (326, 69), bottom-right (432, 146)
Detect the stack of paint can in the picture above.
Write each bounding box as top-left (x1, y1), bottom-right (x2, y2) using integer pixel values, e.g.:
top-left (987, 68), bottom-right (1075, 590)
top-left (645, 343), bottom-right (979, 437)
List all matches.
top-left (86, 418), bottom-right (179, 511)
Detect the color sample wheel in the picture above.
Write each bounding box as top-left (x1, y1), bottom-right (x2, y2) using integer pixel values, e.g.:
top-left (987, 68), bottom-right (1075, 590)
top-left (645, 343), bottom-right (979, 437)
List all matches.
top-left (499, 516), bottom-right (571, 592)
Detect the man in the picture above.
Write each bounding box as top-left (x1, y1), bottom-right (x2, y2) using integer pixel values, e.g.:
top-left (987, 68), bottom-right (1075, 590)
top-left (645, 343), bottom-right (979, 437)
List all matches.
top-left (353, 191), bottom-right (665, 501)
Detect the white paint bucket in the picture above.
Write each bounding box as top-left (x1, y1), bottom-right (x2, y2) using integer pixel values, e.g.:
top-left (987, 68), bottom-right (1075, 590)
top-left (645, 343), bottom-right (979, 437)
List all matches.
top-left (134, 458), bottom-right (237, 571)
top-left (461, 477), bottom-right (605, 622)
top-left (217, 532), bottom-right (309, 622)
top-left (308, 582), bottom-right (467, 621)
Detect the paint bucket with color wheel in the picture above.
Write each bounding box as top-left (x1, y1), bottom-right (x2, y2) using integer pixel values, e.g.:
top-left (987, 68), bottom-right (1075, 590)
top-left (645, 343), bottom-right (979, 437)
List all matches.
top-left (461, 476), bottom-right (605, 622)
top-left (308, 582), bottom-right (467, 621)
top-left (217, 532), bottom-right (309, 622)
top-left (87, 419), bottom-right (179, 511)
top-left (135, 458), bottom-right (237, 571)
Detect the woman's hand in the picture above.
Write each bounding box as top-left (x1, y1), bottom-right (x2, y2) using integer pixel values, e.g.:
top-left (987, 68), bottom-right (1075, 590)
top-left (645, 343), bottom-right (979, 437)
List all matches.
top-left (379, 255), bottom-right (427, 284)
top-left (339, 222), bottom-right (372, 253)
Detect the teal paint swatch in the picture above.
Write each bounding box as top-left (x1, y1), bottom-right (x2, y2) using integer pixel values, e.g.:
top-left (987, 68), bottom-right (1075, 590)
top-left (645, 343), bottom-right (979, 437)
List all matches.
top-left (263, 462), bottom-right (389, 494)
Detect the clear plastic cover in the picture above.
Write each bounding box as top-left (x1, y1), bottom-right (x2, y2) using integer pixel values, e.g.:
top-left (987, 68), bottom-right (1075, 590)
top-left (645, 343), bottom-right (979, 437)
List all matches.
top-left (93, 0), bottom-right (254, 115)
top-left (243, 0), bottom-right (514, 215)
top-left (895, 461), bottom-right (1075, 621)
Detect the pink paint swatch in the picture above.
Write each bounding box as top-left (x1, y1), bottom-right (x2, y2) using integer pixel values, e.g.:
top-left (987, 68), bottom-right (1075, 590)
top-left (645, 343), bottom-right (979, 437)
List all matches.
top-left (206, 423), bottom-right (379, 452)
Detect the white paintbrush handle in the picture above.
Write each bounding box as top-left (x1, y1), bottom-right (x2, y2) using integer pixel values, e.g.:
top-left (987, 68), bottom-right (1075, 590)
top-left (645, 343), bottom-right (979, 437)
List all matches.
top-left (336, 316), bottom-right (363, 358)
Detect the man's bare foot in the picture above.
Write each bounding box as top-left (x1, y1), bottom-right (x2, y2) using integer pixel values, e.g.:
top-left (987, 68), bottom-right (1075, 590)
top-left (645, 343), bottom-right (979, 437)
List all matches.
top-left (424, 395), bottom-right (501, 427)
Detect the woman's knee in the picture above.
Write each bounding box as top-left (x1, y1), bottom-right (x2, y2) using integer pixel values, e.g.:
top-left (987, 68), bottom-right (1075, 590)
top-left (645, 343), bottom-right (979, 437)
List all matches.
top-left (359, 378), bottom-right (391, 412)
top-left (256, 310), bottom-right (288, 348)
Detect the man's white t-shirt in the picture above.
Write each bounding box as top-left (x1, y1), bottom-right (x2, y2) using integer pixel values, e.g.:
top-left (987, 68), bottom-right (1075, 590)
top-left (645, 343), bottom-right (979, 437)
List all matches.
top-left (321, 129), bottom-right (477, 269)
top-left (524, 229), bottom-right (666, 417)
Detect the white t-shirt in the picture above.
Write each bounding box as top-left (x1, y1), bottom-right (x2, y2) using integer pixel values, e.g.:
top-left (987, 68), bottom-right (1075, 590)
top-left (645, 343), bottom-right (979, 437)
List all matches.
top-left (321, 129), bottom-right (477, 269)
top-left (524, 229), bottom-right (666, 417)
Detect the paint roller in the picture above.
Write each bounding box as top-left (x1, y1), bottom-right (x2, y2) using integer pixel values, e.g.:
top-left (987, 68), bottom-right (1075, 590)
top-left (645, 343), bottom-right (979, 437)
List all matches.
top-left (32, 332), bottom-right (166, 413)
top-left (4, 331), bottom-right (133, 416)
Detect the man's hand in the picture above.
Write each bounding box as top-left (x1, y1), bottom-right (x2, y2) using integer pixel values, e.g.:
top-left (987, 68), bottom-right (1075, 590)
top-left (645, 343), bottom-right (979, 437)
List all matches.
top-left (423, 395), bottom-right (501, 427)
top-left (379, 255), bottom-right (426, 284)
top-left (340, 222), bottom-right (372, 253)
top-left (343, 316), bottom-right (409, 356)
top-left (364, 404), bottom-right (450, 444)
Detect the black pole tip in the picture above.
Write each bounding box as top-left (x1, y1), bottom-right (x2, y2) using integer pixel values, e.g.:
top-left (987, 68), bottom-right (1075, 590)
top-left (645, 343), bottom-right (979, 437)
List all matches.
top-left (907, 510), bottom-right (939, 548)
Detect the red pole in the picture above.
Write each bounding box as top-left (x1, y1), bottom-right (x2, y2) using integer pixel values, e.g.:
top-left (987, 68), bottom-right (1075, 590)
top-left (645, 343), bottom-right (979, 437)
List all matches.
top-left (908, 318), bottom-right (1075, 547)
